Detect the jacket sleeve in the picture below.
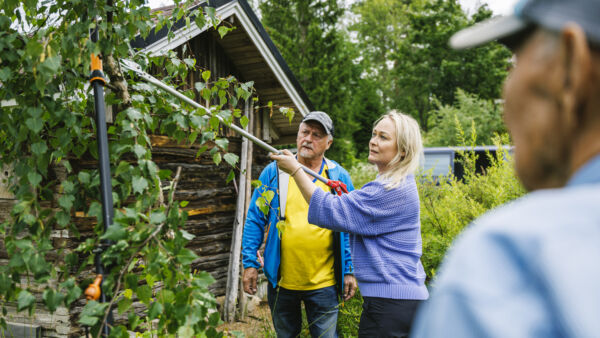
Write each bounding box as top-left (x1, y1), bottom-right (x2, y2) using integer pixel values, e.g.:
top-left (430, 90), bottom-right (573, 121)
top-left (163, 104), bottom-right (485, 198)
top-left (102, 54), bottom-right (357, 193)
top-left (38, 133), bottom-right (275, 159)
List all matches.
top-left (338, 167), bottom-right (355, 275)
top-left (242, 165), bottom-right (274, 270)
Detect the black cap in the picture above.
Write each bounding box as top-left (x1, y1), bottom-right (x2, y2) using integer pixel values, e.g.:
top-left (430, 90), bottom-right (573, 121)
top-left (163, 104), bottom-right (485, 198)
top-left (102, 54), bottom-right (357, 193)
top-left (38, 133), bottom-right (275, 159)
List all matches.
top-left (301, 111), bottom-right (334, 136)
top-left (450, 0), bottom-right (600, 50)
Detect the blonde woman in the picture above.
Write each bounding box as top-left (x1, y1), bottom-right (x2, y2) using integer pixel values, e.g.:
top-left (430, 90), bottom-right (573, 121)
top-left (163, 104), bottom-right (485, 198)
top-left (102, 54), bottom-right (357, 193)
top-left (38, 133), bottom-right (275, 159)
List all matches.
top-left (270, 111), bottom-right (428, 337)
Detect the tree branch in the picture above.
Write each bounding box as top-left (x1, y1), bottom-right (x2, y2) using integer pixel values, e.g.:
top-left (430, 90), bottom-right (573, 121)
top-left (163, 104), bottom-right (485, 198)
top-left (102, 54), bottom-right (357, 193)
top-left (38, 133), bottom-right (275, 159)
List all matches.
top-left (95, 166), bottom-right (182, 338)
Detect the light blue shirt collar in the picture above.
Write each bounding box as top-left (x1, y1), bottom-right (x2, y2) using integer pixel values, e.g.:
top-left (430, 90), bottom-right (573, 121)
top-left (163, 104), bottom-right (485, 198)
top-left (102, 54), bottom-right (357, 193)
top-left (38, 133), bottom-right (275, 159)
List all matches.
top-left (567, 154), bottom-right (600, 187)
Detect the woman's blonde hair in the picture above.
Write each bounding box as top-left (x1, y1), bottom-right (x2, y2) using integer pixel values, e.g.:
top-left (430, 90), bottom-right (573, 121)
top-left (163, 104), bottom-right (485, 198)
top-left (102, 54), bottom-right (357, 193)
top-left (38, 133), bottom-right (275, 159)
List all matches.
top-left (374, 110), bottom-right (423, 189)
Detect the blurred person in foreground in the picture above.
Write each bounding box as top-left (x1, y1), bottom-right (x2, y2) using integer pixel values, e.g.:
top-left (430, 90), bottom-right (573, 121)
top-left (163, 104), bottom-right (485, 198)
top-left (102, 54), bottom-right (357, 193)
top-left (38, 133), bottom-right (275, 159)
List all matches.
top-left (242, 111), bottom-right (356, 338)
top-left (412, 0), bottom-right (600, 337)
top-left (271, 111), bottom-right (429, 337)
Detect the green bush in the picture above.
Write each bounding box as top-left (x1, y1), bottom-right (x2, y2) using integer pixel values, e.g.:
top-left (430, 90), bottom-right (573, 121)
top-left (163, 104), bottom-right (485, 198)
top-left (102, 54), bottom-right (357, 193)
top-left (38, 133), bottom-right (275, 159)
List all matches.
top-left (425, 89), bottom-right (506, 147)
top-left (418, 133), bottom-right (525, 280)
top-left (347, 161), bottom-right (378, 189)
top-left (337, 290), bottom-right (363, 337)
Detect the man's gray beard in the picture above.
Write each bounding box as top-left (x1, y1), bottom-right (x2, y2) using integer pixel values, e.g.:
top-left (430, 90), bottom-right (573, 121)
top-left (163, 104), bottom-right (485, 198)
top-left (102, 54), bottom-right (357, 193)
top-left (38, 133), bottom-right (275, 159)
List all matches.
top-left (298, 148), bottom-right (319, 161)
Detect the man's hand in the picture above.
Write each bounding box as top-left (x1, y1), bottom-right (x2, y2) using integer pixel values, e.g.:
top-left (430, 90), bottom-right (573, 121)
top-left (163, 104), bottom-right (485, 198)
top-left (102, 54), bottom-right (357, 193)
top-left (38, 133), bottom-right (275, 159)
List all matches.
top-left (343, 274), bottom-right (357, 301)
top-left (243, 267), bottom-right (258, 295)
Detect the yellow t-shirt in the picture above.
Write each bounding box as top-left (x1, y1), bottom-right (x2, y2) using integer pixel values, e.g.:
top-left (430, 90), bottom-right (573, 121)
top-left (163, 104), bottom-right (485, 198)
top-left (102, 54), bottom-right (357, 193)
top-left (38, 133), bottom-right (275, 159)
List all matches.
top-left (279, 165), bottom-right (336, 290)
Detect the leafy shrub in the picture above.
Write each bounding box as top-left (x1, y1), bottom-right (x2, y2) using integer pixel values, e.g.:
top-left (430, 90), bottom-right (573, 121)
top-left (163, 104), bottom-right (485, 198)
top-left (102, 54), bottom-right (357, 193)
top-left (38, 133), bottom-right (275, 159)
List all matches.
top-left (337, 290), bottom-right (364, 337)
top-left (425, 89), bottom-right (506, 147)
top-left (347, 161), bottom-right (378, 189)
top-left (419, 133), bottom-right (525, 280)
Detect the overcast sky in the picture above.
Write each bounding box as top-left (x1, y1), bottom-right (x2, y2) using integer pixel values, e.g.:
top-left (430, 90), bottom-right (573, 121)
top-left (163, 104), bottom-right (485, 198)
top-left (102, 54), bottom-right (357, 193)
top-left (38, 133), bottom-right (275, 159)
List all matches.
top-left (459, 0), bottom-right (519, 15)
top-left (148, 0), bottom-right (520, 15)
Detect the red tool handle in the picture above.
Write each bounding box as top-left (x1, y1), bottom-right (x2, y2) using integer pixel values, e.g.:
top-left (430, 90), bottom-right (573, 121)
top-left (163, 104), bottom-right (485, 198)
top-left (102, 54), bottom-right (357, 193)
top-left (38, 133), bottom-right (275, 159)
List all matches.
top-left (327, 180), bottom-right (349, 196)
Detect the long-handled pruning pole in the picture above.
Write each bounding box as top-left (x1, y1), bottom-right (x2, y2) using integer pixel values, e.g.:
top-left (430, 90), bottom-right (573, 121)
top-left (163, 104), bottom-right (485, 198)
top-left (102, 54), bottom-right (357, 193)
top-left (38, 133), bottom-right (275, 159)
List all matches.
top-left (84, 21), bottom-right (114, 337)
top-left (120, 59), bottom-right (349, 195)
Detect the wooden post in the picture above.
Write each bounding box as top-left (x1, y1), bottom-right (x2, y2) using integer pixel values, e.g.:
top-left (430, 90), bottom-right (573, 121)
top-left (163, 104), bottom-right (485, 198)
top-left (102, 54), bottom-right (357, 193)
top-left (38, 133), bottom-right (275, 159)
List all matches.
top-left (224, 99), bottom-right (251, 322)
top-left (237, 99), bottom-right (254, 320)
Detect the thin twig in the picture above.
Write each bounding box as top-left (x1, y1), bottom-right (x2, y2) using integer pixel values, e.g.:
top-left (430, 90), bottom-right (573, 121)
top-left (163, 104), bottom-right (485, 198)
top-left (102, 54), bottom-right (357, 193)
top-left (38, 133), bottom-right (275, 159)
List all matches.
top-left (95, 166), bottom-right (182, 338)
top-left (169, 167), bottom-right (182, 204)
top-left (426, 194), bottom-right (445, 237)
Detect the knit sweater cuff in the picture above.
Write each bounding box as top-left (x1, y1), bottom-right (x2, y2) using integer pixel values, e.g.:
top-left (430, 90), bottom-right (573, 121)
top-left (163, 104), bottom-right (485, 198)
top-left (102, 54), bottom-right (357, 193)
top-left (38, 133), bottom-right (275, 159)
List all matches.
top-left (359, 282), bottom-right (429, 300)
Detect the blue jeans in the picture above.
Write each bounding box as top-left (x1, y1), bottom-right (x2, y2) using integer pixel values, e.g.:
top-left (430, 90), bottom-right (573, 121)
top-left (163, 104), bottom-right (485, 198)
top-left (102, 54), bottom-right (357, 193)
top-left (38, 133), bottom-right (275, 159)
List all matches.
top-left (267, 285), bottom-right (339, 338)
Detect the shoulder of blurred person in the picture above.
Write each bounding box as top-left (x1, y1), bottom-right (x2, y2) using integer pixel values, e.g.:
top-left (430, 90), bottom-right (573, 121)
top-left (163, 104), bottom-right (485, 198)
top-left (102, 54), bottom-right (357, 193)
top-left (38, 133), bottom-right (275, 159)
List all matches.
top-left (412, 0), bottom-right (600, 336)
top-left (411, 178), bottom-right (600, 337)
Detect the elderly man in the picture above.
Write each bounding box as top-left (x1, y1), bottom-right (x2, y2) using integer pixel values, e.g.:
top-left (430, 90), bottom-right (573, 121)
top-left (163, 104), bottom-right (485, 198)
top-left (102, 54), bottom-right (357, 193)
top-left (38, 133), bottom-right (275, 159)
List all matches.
top-left (412, 0), bottom-right (600, 337)
top-left (242, 111), bottom-right (357, 338)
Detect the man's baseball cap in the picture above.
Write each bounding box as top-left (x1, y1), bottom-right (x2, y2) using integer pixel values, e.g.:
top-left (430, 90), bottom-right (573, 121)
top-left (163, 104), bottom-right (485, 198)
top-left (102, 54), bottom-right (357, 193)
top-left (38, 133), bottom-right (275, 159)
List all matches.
top-left (450, 0), bottom-right (600, 50)
top-left (302, 111), bottom-right (334, 136)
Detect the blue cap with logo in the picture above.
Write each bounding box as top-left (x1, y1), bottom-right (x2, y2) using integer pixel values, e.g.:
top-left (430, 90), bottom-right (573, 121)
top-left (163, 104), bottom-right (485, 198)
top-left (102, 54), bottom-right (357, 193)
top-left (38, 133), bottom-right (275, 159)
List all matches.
top-left (450, 0), bottom-right (600, 50)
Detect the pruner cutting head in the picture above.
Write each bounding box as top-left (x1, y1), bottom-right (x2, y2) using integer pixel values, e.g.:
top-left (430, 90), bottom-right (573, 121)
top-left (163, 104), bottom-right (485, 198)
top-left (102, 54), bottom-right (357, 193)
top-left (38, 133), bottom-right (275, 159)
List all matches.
top-left (120, 58), bottom-right (144, 74)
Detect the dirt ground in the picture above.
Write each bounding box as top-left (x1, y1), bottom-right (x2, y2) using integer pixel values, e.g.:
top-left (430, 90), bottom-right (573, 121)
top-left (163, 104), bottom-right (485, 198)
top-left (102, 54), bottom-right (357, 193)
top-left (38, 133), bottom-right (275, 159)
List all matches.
top-left (218, 302), bottom-right (274, 337)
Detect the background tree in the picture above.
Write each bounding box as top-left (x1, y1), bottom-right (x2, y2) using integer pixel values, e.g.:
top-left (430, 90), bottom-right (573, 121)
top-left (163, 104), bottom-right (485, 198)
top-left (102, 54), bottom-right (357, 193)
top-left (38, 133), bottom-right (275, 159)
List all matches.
top-left (351, 0), bottom-right (512, 131)
top-left (350, 0), bottom-right (411, 108)
top-left (349, 76), bottom-right (385, 157)
top-left (0, 0), bottom-right (252, 336)
top-left (425, 89), bottom-right (506, 146)
top-left (258, 0), bottom-right (383, 164)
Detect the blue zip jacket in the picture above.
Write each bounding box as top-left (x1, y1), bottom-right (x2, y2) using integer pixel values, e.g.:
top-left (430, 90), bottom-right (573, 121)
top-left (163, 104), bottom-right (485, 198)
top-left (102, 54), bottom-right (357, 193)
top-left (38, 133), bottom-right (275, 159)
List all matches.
top-left (242, 158), bottom-right (355, 292)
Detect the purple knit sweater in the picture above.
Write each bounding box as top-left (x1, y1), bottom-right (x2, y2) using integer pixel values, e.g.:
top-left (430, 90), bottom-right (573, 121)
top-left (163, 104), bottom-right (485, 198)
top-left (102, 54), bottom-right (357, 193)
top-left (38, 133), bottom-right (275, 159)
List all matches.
top-left (308, 175), bottom-right (429, 300)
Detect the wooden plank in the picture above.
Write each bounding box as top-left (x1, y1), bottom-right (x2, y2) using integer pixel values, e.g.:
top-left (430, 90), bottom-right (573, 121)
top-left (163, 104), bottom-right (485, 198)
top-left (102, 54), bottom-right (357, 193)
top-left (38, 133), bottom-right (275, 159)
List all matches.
top-left (219, 38), bottom-right (254, 50)
top-left (193, 252), bottom-right (230, 270)
top-left (230, 55), bottom-right (265, 65)
top-left (0, 199), bottom-right (15, 222)
top-left (254, 93), bottom-right (292, 102)
top-left (241, 65), bottom-right (276, 75)
top-left (244, 101), bottom-right (255, 228)
top-left (2, 304), bottom-right (70, 337)
top-left (238, 68), bottom-right (273, 78)
top-left (219, 32), bottom-right (252, 44)
top-left (238, 99), bottom-right (255, 320)
top-left (254, 87), bottom-right (287, 96)
top-left (219, 44), bottom-right (259, 55)
top-left (261, 109), bottom-right (271, 143)
top-left (225, 47), bottom-right (259, 57)
top-left (243, 69), bottom-right (275, 78)
top-left (191, 240), bottom-right (231, 255)
top-left (186, 204), bottom-right (236, 216)
top-left (0, 164), bottom-right (14, 200)
top-left (150, 135), bottom-right (201, 148)
top-left (224, 99), bottom-right (250, 322)
top-left (252, 79), bottom-right (284, 88)
top-left (273, 135), bottom-right (297, 146)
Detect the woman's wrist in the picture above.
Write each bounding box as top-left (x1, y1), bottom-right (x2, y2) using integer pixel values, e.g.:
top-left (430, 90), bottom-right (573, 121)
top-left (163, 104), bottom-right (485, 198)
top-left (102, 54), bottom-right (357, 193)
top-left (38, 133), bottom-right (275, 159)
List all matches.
top-left (291, 165), bottom-right (303, 177)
